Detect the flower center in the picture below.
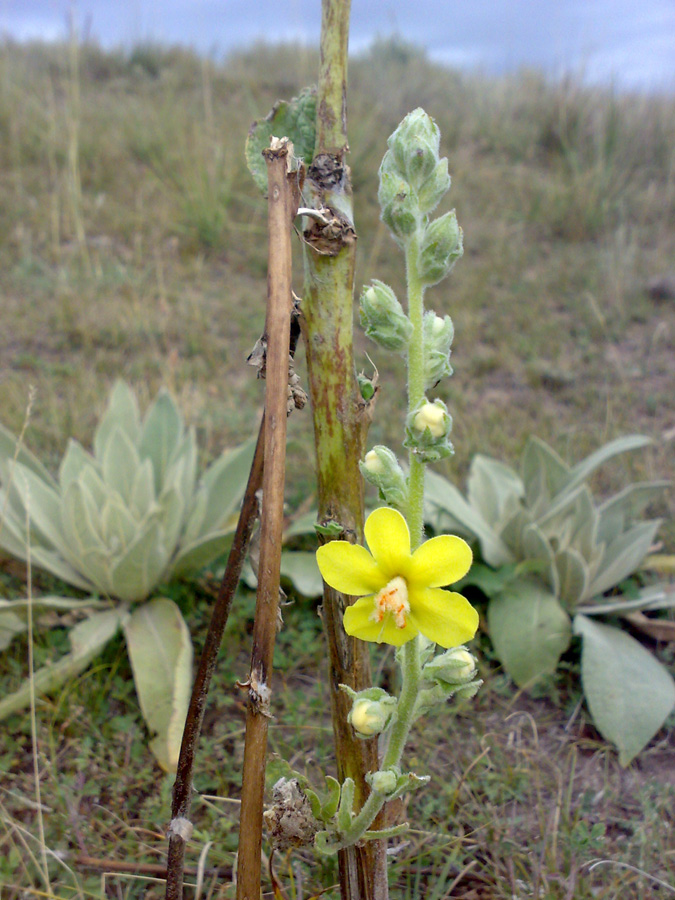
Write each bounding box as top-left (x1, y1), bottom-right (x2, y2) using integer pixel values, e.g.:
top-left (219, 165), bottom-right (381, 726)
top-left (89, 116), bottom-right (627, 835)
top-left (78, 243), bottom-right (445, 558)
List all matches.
top-left (371, 576), bottom-right (410, 629)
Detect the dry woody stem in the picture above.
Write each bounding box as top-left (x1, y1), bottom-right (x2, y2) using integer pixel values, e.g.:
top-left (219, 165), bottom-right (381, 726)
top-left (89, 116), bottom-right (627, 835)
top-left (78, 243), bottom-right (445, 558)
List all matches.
top-left (236, 139), bottom-right (299, 900)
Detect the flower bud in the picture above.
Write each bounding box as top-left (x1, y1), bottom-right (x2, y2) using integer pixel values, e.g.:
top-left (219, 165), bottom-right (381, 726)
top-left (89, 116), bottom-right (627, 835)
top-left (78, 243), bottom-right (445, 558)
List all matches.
top-left (378, 168), bottom-right (420, 244)
top-left (413, 402), bottom-right (448, 438)
top-left (423, 646), bottom-right (478, 686)
top-left (359, 280), bottom-right (413, 351)
top-left (404, 398), bottom-right (454, 463)
top-left (341, 686), bottom-right (397, 739)
top-left (360, 445), bottom-right (408, 510)
top-left (417, 157), bottom-right (451, 214)
top-left (366, 768), bottom-right (399, 796)
top-left (417, 210), bottom-right (463, 287)
top-left (423, 311), bottom-right (454, 389)
top-left (388, 108), bottom-right (441, 192)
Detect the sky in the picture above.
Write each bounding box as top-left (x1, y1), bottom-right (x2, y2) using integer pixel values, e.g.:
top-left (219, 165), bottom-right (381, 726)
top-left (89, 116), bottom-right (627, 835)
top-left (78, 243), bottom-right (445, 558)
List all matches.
top-left (1, 0), bottom-right (674, 93)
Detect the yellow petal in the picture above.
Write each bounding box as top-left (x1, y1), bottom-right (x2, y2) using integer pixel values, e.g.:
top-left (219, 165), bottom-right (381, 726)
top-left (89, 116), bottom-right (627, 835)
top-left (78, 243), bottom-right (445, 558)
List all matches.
top-left (409, 535), bottom-right (472, 588)
top-left (316, 542), bottom-right (383, 596)
top-left (364, 507), bottom-right (411, 579)
top-left (344, 596), bottom-right (419, 646)
top-left (408, 587), bottom-right (478, 648)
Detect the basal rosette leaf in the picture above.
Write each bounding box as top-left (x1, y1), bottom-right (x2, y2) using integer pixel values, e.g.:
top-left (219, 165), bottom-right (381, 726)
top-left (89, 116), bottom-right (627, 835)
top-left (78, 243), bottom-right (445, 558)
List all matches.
top-left (574, 614), bottom-right (675, 765)
top-left (93, 380), bottom-right (141, 461)
top-left (123, 598), bottom-right (193, 772)
top-left (488, 579), bottom-right (572, 689)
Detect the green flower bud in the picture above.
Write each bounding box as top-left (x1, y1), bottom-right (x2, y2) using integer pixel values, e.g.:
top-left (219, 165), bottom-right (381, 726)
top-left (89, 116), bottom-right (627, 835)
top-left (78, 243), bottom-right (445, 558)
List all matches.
top-left (423, 311), bottom-right (454, 389)
top-left (359, 280), bottom-right (413, 351)
top-left (404, 398), bottom-right (454, 463)
top-left (453, 680), bottom-right (483, 701)
top-left (359, 445), bottom-right (408, 510)
top-left (423, 647), bottom-right (478, 686)
top-left (378, 168), bottom-right (420, 244)
top-left (366, 767), bottom-right (399, 796)
top-left (341, 685), bottom-right (397, 739)
top-left (418, 211), bottom-right (463, 287)
top-left (388, 108), bottom-right (441, 192)
top-left (417, 157), bottom-right (451, 214)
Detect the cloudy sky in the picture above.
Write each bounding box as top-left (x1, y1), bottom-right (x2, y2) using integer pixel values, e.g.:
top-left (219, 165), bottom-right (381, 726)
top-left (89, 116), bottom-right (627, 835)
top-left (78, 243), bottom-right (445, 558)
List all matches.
top-left (1, 0), bottom-right (674, 92)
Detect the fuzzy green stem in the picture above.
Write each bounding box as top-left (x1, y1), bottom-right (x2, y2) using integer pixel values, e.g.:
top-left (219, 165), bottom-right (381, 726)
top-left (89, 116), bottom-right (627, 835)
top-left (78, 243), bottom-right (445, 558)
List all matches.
top-left (405, 232), bottom-right (426, 549)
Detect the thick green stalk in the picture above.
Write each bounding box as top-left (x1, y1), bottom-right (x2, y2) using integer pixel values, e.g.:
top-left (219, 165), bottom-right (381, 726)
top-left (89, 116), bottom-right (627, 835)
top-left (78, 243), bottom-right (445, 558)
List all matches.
top-left (303, 2), bottom-right (387, 898)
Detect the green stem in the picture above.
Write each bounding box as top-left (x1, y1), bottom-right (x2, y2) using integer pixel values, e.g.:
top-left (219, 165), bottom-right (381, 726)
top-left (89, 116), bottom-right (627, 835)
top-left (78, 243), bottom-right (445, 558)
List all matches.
top-left (405, 232), bottom-right (426, 549)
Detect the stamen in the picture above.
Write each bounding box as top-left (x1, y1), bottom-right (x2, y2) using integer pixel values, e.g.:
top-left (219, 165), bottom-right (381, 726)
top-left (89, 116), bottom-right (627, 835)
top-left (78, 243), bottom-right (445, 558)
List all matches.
top-left (371, 576), bottom-right (410, 629)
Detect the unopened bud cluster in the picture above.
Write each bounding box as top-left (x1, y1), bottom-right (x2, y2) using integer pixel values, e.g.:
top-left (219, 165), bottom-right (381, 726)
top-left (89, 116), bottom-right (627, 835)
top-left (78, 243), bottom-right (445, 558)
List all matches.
top-left (378, 109), bottom-right (463, 288)
top-left (404, 399), bottom-right (453, 463)
top-left (360, 446), bottom-right (408, 510)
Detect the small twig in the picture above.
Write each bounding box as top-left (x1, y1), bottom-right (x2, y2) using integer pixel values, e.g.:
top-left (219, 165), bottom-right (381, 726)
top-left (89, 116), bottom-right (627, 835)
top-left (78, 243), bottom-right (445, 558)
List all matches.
top-left (165, 416), bottom-right (265, 900)
top-left (236, 138), bottom-right (299, 900)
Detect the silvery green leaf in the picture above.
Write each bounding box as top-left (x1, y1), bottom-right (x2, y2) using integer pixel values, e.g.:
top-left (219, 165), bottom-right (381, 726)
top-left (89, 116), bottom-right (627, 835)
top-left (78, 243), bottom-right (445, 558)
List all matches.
top-left (0, 501), bottom-right (30, 558)
top-left (28, 546), bottom-right (96, 592)
top-left (499, 508), bottom-right (534, 559)
top-left (129, 459), bottom-right (155, 519)
top-left (522, 436), bottom-right (570, 511)
top-left (102, 427), bottom-right (141, 503)
top-left (564, 435), bottom-right (653, 499)
top-left (100, 494), bottom-right (139, 553)
top-left (574, 614), bottom-right (675, 765)
top-left (488, 579), bottom-right (571, 690)
top-left (0, 422), bottom-right (58, 489)
top-left (467, 454), bottom-right (523, 529)
top-left (181, 486), bottom-right (208, 545)
top-left (280, 551), bottom-right (323, 597)
top-left (170, 530), bottom-right (235, 578)
top-left (93, 380), bottom-right (141, 462)
top-left (78, 462), bottom-right (109, 509)
top-left (110, 517), bottom-right (168, 602)
top-left (0, 608), bottom-right (123, 722)
top-left (7, 462), bottom-right (70, 557)
top-left (164, 428), bottom-right (197, 508)
top-left (123, 598), bottom-right (193, 772)
top-left (157, 486), bottom-right (185, 559)
top-left (193, 436), bottom-right (256, 535)
top-left (0, 611), bottom-right (25, 649)
top-left (61, 480), bottom-right (106, 557)
top-left (423, 467), bottom-right (513, 567)
top-left (597, 482), bottom-right (669, 545)
top-left (245, 87), bottom-right (316, 194)
top-left (59, 439), bottom-right (99, 492)
top-left (578, 584), bottom-right (675, 616)
top-left (555, 547), bottom-right (589, 610)
top-left (538, 484), bottom-right (598, 560)
top-left (138, 389), bottom-right (184, 494)
top-left (0, 596), bottom-right (106, 613)
top-left (587, 519), bottom-right (662, 600)
top-left (522, 523), bottom-right (558, 594)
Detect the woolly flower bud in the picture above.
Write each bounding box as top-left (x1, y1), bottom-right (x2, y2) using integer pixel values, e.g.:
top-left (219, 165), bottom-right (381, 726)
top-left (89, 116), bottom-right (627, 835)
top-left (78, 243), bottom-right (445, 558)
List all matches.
top-left (423, 311), bottom-right (454, 389)
top-left (359, 280), bottom-right (412, 351)
top-left (388, 108), bottom-right (441, 192)
top-left (359, 445), bottom-right (408, 511)
top-left (417, 157), bottom-right (451, 214)
top-left (378, 165), bottom-right (420, 245)
top-left (413, 402), bottom-right (447, 438)
top-left (404, 399), bottom-right (453, 463)
top-left (418, 210), bottom-right (463, 287)
top-left (423, 646), bottom-right (478, 686)
top-left (350, 698), bottom-right (394, 737)
top-left (366, 768), bottom-right (399, 796)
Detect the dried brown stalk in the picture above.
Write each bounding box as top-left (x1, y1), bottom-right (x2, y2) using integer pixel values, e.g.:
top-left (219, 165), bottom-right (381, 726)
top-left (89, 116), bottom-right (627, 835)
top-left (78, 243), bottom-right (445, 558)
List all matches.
top-left (235, 139), bottom-right (300, 900)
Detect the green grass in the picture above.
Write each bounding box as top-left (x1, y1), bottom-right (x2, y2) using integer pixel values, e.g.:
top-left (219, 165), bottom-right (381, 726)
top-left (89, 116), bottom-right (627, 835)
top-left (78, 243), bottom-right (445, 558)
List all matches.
top-left (0, 35), bottom-right (674, 900)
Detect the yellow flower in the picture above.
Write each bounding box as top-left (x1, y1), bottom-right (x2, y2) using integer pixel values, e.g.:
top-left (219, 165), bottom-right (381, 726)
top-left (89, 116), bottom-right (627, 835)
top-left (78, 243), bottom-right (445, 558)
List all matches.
top-left (316, 507), bottom-right (478, 648)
